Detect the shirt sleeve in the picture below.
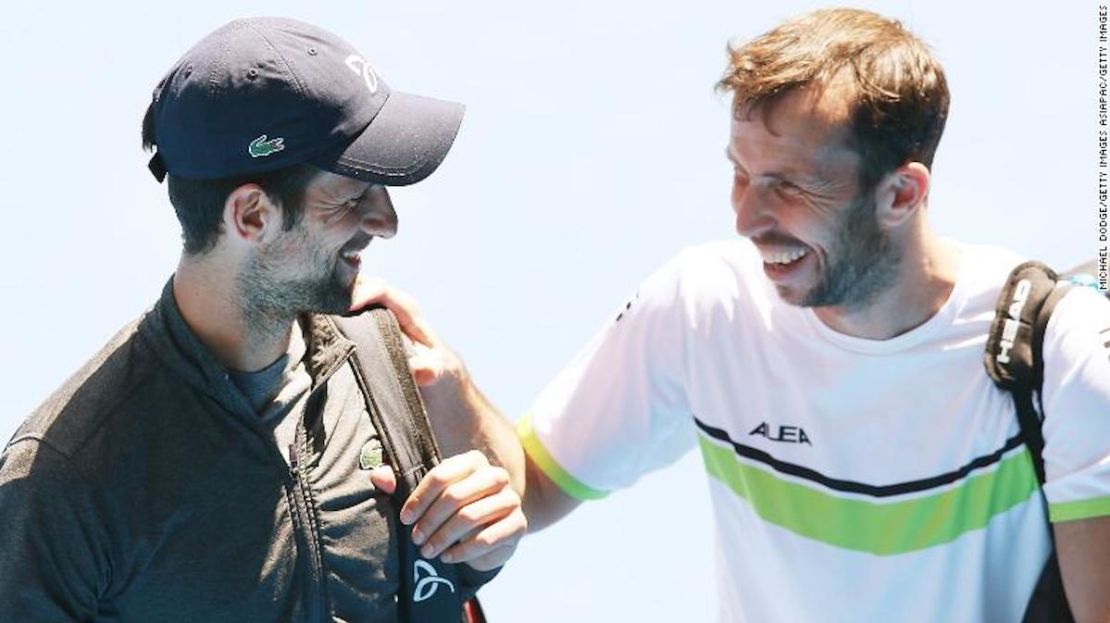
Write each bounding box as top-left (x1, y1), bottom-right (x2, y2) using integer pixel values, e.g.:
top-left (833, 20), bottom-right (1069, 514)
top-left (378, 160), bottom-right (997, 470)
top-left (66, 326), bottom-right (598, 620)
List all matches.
top-left (1039, 287), bottom-right (1110, 523)
top-left (519, 257), bottom-right (697, 500)
top-left (0, 438), bottom-right (108, 621)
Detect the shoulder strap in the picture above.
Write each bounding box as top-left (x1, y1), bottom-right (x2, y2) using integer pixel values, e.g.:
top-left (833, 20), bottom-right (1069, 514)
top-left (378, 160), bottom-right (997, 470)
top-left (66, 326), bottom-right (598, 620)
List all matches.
top-left (1059, 259), bottom-right (1100, 288)
top-left (332, 309), bottom-right (486, 623)
top-left (984, 260), bottom-right (1072, 484)
top-left (333, 308), bottom-right (441, 494)
top-left (985, 262), bottom-right (1078, 623)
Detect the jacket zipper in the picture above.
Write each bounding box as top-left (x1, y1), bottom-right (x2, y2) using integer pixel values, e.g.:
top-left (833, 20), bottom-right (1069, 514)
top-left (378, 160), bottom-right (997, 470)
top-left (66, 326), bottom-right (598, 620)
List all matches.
top-left (285, 347), bottom-right (354, 623)
top-left (289, 439), bottom-right (328, 623)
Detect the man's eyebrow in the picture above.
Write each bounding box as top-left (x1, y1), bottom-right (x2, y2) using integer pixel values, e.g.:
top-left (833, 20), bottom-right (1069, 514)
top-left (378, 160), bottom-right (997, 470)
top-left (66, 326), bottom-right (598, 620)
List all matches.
top-left (724, 148), bottom-right (788, 180)
top-left (725, 146), bottom-right (842, 193)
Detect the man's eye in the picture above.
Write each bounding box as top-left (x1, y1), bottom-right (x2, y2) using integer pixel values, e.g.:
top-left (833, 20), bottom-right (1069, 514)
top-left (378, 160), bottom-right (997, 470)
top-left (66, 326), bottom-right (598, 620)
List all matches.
top-left (775, 181), bottom-right (803, 197)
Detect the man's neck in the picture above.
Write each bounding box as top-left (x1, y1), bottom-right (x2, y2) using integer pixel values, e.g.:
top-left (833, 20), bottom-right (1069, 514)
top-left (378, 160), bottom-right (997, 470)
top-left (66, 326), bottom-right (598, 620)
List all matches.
top-left (812, 232), bottom-right (961, 340)
top-left (173, 256), bottom-right (294, 373)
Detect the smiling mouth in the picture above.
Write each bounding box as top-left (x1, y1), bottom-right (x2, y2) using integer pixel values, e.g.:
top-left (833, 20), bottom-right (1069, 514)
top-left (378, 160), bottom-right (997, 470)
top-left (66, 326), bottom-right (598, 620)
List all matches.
top-left (757, 244), bottom-right (810, 266)
top-left (339, 235), bottom-right (372, 269)
top-left (339, 247), bottom-right (362, 267)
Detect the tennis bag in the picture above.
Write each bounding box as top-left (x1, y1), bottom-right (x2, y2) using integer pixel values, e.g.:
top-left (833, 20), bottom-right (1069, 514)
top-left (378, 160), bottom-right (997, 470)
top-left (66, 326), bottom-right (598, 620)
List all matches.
top-left (983, 259), bottom-right (1107, 623)
top-left (334, 309), bottom-right (496, 623)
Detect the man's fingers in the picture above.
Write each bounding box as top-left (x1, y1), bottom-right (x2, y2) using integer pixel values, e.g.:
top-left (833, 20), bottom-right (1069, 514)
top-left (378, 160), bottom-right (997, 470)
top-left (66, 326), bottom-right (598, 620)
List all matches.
top-left (414, 481), bottom-right (517, 558)
top-left (393, 304), bottom-right (435, 347)
top-left (440, 507), bottom-right (528, 570)
top-left (409, 462), bottom-right (508, 544)
top-left (406, 343), bottom-right (445, 387)
top-left (348, 276), bottom-right (434, 346)
top-left (399, 450), bottom-right (487, 525)
top-left (348, 276), bottom-right (390, 311)
top-left (398, 450), bottom-right (525, 571)
top-left (347, 277), bottom-right (465, 389)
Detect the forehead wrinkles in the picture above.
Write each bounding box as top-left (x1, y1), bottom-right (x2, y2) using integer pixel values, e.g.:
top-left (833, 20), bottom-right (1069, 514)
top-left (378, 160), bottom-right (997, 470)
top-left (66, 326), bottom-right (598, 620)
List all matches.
top-left (731, 86), bottom-right (860, 192)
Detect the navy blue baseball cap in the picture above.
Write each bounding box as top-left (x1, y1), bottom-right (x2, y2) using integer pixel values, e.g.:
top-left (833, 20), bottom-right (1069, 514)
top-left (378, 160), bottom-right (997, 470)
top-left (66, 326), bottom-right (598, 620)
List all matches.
top-left (146, 17), bottom-right (464, 185)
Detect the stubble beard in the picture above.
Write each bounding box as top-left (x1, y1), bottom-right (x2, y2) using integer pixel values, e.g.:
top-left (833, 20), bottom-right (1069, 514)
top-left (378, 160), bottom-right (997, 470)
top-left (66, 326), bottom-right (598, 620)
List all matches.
top-left (798, 195), bottom-right (902, 310)
top-left (237, 226), bottom-right (353, 341)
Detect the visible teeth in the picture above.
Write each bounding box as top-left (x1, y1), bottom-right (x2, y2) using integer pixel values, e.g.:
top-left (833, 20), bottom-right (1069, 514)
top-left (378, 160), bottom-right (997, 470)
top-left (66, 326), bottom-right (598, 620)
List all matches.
top-left (760, 247), bottom-right (808, 265)
top-left (341, 249), bottom-right (360, 259)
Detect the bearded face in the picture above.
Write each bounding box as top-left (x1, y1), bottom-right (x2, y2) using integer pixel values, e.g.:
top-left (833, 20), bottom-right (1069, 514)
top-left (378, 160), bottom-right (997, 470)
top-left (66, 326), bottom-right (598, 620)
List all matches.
top-left (238, 219), bottom-right (365, 319)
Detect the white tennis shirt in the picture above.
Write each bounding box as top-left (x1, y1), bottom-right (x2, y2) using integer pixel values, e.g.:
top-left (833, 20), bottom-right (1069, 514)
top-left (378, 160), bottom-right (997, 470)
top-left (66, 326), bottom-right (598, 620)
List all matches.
top-left (521, 240), bottom-right (1110, 622)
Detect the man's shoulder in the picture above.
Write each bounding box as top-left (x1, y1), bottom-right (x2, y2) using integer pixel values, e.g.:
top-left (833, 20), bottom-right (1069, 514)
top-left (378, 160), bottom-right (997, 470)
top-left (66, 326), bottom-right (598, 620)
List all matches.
top-left (6, 315), bottom-right (162, 470)
top-left (1044, 281), bottom-right (1110, 352)
top-left (954, 242), bottom-right (1026, 291)
top-left (956, 244), bottom-right (1106, 323)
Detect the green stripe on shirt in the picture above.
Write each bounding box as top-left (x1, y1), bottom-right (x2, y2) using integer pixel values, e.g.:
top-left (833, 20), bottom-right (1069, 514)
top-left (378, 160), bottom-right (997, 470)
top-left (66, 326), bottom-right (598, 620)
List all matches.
top-left (1049, 496), bottom-right (1110, 523)
top-left (517, 414), bottom-right (609, 501)
top-left (698, 433), bottom-right (1039, 555)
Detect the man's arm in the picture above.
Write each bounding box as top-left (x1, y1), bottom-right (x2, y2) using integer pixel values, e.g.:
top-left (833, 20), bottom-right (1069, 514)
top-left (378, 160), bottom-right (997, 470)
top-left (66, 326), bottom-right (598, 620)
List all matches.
top-left (1055, 517), bottom-right (1110, 623)
top-left (417, 360), bottom-right (525, 496)
top-left (351, 278), bottom-right (522, 484)
top-left (0, 440), bottom-right (104, 621)
top-left (406, 368), bottom-right (584, 533)
top-left (350, 279), bottom-right (587, 550)
top-left (1040, 288), bottom-right (1110, 623)
top-left (521, 452), bottom-right (581, 532)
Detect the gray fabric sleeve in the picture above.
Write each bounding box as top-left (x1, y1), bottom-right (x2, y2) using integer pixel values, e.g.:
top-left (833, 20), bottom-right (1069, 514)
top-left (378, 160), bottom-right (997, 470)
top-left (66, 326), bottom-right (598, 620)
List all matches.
top-left (0, 439), bottom-right (108, 621)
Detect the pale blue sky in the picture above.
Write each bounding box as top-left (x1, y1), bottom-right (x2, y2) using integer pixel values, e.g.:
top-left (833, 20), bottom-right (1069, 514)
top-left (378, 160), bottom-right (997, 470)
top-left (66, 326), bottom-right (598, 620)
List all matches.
top-left (0, 2), bottom-right (1094, 620)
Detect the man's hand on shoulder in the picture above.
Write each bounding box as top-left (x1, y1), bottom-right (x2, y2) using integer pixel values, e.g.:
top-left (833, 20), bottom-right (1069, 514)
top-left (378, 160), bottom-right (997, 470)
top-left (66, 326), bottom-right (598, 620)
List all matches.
top-left (350, 276), bottom-right (527, 492)
top-left (370, 450), bottom-right (527, 572)
top-left (350, 276), bottom-right (467, 389)
top-left (353, 277), bottom-right (529, 547)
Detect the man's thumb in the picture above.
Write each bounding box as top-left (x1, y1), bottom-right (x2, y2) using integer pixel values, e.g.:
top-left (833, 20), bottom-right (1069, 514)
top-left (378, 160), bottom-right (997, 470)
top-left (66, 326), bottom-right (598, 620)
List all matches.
top-left (369, 466), bottom-right (397, 495)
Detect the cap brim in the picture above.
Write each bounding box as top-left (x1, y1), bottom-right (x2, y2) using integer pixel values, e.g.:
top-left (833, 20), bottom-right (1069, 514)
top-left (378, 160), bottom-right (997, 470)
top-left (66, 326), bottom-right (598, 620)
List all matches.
top-left (315, 90), bottom-right (464, 186)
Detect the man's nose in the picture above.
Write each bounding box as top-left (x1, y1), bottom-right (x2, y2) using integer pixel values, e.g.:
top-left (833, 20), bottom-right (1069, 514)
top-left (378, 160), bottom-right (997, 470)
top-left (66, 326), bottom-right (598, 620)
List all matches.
top-left (732, 184), bottom-right (775, 239)
top-left (359, 186), bottom-right (398, 239)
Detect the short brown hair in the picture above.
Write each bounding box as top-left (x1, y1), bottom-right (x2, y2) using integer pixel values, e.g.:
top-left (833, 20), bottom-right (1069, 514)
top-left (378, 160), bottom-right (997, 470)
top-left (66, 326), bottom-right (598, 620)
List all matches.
top-left (717, 8), bottom-right (950, 190)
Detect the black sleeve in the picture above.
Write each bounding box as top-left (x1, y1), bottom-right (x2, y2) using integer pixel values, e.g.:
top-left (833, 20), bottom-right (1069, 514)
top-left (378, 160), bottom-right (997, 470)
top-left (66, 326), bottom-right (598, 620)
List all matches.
top-left (0, 439), bottom-right (108, 622)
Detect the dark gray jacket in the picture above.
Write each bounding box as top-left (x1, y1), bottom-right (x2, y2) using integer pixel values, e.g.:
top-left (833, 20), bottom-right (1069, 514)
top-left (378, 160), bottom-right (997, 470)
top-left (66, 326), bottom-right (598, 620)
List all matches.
top-left (0, 282), bottom-right (486, 622)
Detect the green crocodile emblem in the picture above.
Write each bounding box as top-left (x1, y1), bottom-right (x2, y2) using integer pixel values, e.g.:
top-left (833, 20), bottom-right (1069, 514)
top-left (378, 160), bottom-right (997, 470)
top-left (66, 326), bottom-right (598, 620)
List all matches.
top-left (359, 440), bottom-right (384, 470)
top-left (248, 134), bottom-right (285, 158)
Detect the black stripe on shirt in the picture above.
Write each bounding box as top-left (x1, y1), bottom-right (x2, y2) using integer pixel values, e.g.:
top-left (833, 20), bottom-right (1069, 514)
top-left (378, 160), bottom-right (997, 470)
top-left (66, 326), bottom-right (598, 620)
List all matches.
top-left (693, 417), bottom-right (1026, 498)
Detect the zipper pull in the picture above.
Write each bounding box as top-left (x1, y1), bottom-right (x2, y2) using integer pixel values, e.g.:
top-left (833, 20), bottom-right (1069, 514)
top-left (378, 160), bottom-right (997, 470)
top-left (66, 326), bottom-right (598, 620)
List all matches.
top-left (289, 443), bottom-right (300, 471)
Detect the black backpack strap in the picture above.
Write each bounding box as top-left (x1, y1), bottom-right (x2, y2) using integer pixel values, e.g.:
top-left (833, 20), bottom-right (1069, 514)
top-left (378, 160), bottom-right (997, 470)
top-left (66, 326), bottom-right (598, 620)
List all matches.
top-left (333, 309), bottom-right (492, 623)
top-left (335, 309), bottom-right (441, 494)
top-left (984, 261), bottom-right (1076, 623)
top-left (984, 261), bottom-right (1072, 484)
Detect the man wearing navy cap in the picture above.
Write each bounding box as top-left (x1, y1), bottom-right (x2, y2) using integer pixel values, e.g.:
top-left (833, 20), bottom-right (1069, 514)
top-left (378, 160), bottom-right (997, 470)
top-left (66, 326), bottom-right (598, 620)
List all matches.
top-left (0, 17), bottom-right (524, 622)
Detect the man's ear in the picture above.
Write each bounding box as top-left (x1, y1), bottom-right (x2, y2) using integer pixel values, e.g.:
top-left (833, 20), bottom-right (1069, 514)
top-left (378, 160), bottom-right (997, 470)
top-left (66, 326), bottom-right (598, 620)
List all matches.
top-left (874, 162), bottom-right (930, 229)
top-left (224, 184), bottom-right (281, 245)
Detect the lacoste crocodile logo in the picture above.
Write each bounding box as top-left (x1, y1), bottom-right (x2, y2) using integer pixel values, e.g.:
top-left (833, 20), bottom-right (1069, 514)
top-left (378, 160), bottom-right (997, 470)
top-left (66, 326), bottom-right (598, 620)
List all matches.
top-left (248, 134), bottom-right (285, 158)
top-left (413, 559), bottom-right (455, 602)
